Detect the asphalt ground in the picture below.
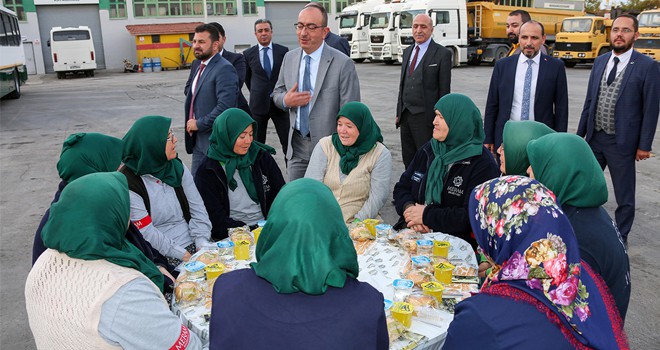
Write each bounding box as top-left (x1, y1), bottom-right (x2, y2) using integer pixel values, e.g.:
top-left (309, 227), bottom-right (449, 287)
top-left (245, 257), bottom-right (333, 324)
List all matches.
top-left (1, 62), bottom-right (658, 349)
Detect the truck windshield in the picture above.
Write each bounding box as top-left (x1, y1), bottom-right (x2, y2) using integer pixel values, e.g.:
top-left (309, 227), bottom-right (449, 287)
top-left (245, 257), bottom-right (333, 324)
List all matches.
top-left (638, 12), bottom-right (660, 27)
top-left (399, 10), bottom-right (424, 29)
top-left (561, 19), bottom-right (593, 33)
top-left (53, 30), bottom-right (91, 41)
top-left (340, 15), bottom-right (358, 29)
top-left (635, 38), bottom-right (660, 49)
top-left (370, 13), bottom-right (390, 29)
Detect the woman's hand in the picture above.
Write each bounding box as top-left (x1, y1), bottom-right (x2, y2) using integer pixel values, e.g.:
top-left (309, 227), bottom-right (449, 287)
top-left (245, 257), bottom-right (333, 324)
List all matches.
top-left (158, 266), bottom-right (176, 283)
top-left (403, 204), bottom-right (426, 226)
top-left (182, 251), bottom-right (192, 262)
top-left (411, 224), bottom-right (431, 233)
top-left (478, 261), bottom-right (492, 278)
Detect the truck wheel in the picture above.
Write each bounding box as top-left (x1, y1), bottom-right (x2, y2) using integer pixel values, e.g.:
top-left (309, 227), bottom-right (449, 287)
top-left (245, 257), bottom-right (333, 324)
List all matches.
top-left (90, 70), bottom-right (95, 77)
top-left (492, 47), bottom-right (509, 66)
top-left (384, 59), bottom-right (395, 65)
top-left (598, 47), bottom-right (611, 56)
top-left (352, 58), bottom-right (366, 63)
top-left (84, 71), bottom-right (90, 77)
top-left (564, 61), bottom-right (577, 68)
top-left (6, 71), bottom-right (21, 99)
top-left (57, 72), bottom-right (62, 79)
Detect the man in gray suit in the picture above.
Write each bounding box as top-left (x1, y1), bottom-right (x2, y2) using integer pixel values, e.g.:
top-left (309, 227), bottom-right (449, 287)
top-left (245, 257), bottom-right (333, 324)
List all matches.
top-left (273, 4), bottom-right (360, 180)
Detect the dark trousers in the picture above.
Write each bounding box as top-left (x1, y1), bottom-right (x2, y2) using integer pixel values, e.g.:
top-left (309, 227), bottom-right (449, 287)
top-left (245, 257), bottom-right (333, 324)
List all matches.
top-left (589, 131), bottom-right (636, 241)
top-left (400, 109), bottom-right (433, 168)
top-left (252, 102), bottom-right (289, 155)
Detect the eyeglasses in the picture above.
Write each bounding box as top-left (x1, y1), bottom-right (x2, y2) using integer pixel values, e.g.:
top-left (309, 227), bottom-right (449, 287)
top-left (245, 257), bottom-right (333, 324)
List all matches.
top-left (611, 28), bottom-right (634, 34)
top-left (167, 129), bottom-right (175, 142)
top-left (294, 22), bottom-right (325, 31)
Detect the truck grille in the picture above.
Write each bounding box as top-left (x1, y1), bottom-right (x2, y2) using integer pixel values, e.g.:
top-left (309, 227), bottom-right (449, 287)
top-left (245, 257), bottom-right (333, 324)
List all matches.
top-left (555, 42), bottom-right (592, 52)
top-left (400, 36), bottom-right (413, 45)
top-left (371, 35), bottom-right (384, 44)
top-left (340, 33), bottom-right (352, 42)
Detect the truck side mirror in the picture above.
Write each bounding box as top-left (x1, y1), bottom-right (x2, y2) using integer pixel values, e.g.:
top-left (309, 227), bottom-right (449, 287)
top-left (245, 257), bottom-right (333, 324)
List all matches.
top-left (601, 24), bottom-right (606, 33)
top-left (47, 39), bottom-right (50, 47)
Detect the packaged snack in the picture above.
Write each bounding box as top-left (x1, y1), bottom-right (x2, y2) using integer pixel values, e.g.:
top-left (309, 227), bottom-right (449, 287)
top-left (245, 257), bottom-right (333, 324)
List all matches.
top-left (375, 224), bottom-right (393, 240)
top-left (416, 240), bottom-right (434, 256)
top-left (392, 278), bottom-right (414, 303)
top-left (229, 226), bottom-right (254, 245)
top-left (216, 241), bottom-right (235, 256)
top-left (182, 261), bottom-right (207, 280)
top-left (195, 250), bottom-right (219, 265)
top-left (363, 219), bottom-right (380, 236)
top-left (405, 292), bottom-right (439, 310)
top-left (390, 302), bottom-right (414, 328)
top-left (349, 221), bottom-right (375, 241)
top-left (175, 281), bottom-right (202, 304)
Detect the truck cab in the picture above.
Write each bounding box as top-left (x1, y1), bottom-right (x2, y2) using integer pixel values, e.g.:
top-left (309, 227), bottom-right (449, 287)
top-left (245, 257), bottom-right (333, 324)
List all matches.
top-left (636, 9), bottom-right (660, 62)
top-left (49, 26), bottom-right (97, 78)
top-left (368, 1), bottom-right (406, 64)
top-left (337, 0), bottom-right (384, 62)
top-left (553, 16), bottom-right (611, 67)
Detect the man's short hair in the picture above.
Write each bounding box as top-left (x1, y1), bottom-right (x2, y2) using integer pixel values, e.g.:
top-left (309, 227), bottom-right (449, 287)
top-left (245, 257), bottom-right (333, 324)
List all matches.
top-left (615, 14), bottom-right (639, 32)
top-left (209, 22), bottom-right (226, 38)
top-left (303, 2), bottom-right (329, 27)
top-left (254, 19), bottom-right (273, 31)
top-left (509, 10), bottom-right (532, 23)
top-left (521, 20), bottom-right (545, 37)
top-left (195, 24), bottom-right (219, 42)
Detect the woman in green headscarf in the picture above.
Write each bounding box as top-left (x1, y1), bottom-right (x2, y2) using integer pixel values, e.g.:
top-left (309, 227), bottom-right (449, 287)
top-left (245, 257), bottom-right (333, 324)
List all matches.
top-left (527, 133), bottom-right (631, 320)
top-left (26, 172), bottom-right (202, 349)
top-left (305, 102), bottom-right (392, 223)
top-left (194, 108), bottom-right (285, 240)
top-left (122, 115), bottom-right (212, 264)
top-left (209, 178), bottom-right (388, 349)
top-left (498, 120), bottom-right (555, 175)
top-left (393, 94), bottom-right (499, 249)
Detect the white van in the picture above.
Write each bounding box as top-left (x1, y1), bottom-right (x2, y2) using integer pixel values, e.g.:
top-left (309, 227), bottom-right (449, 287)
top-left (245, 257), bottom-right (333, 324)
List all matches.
top-left (49, 26), bottom-right (96, 79)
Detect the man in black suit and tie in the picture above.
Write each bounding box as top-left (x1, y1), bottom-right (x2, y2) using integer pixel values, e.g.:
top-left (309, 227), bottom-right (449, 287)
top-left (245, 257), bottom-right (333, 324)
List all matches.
top-left (396, 14), bottom-right (451, 168)
top-left (184, 24), bottom-right (238, 177)
top-left (242, 19), bottom-right (290, 154)
top-left (484, 20), bottom-right (568, 156)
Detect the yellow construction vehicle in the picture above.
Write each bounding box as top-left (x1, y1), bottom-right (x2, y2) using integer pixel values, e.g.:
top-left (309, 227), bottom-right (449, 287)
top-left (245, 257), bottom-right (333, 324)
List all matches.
top-left (553, 16), bottom-right (612, 67)
top-left (636, 9), bottom-right (660, 62)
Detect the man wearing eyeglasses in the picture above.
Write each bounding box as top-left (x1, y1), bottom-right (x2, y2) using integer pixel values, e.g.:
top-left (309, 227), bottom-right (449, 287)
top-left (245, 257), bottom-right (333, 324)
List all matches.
top-left (273, 3), bottom-right (361, 181)
top-left (577, 14), bottom-right (659, 245)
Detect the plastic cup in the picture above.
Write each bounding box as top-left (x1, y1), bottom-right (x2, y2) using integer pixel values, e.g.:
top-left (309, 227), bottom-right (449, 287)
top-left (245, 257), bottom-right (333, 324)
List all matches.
top-left (417, 240), bottom-right (434, 256)
top-left (434, 262), bottom-right (455, 284)
top-left (421, 281), bottom-right (444, 300)
top-left (433, 240), bottom-right (450, 258)
top-left (234, 240), bottom-right (251, 260)
top-left (392, 279), bottom-right (414, 303)
top-left (252, 227), bottom-right (263, 244)
top-left (205, 262), bottom-right (225, 280)
top-left (391, 302), bottom-right (414, 328)
top-left (363, 219), bottom-right (380, 237)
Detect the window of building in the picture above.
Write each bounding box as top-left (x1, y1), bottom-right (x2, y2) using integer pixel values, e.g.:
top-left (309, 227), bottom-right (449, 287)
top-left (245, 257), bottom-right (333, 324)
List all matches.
top-left (134, 0), bottom-right (205, 17)
top-left (312, 0), bottom-right (330, 13)
top-left (109, 0), bottom-right (127, 19)
top-left (152, 34), bottom-right (161, 43)
top-left (207, 0), bottom-right (236, 16)
top-left (335, 0), bottom-right (357, 13)
top-left (242, 0), bottom-right (256, 15)
top-left (2, 0), bottom-right (27, 21)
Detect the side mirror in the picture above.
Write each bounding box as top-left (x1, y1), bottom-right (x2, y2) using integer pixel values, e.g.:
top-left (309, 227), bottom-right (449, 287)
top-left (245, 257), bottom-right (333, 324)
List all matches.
top-left (47, 39), bottom-right (50, 47)
top-left (601, 24), bottom-right (606, 33)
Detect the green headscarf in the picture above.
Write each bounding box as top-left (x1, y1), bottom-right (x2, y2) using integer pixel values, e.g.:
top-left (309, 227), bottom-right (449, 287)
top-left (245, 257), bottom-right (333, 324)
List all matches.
top-left (122, 116), bottom-right (184, 187)
top-left (56, 133), bottom-right (123, 182)
top-left (527, 133), bottom-right (608, 208)
top-left (41, 172), bottom-right (164, 292)
top-left (331, 102), bottom-right (384, 174)
top-left (425, 94), bottom-right (485, 204)
top-left (251, 178), bottom-right (359, 295)
top-left (502, 121), bottom-right (555, 175)
top-left (207, 108), bottom-right (275, 203)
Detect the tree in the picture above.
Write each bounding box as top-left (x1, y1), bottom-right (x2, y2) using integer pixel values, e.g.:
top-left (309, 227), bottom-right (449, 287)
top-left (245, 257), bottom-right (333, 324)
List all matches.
top-left (585, 0), bottom-right (603, 15)
top-left (620, 0), bottom-right (660, 14)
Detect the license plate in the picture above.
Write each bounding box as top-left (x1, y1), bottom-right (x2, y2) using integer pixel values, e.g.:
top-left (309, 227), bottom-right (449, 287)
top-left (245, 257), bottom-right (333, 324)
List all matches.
top-left (69, 65), bottom-right (80, 69)
top-left (562, 55), bottom-right (572, 59)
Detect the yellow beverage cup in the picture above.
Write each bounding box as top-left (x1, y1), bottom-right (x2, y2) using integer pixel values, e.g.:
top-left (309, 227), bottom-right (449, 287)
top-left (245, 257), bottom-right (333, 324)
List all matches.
top-left (433, 240), bottom-right (450, 258)
top-left (205, 263), bottom-right (225, 280)
top-left (234, 240), bottom-right (251, 260)
top-left (434, 262), bottom-right (455, 284)
top-left (391, 302), bottom-right (414, 328)
top-left (363, 219), bottom-right (379, 237)
top-left (252, 227), bottom-right (263, 244)
top-left (421, 281), bottom-right (444, 300)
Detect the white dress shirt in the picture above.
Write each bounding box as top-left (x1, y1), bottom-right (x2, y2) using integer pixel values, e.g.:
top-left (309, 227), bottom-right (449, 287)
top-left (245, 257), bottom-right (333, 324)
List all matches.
top-left (408, 38), bottom-right (431, 71)
top-left (259, 42), bottom-right (274, 71)
top-left (191, 54), bottom-right (216, 95)
top-left (295, 42), bottom-right (324, 130)
top-left (510, 52), bottom-right (541, 121)
top-left (606, 47), bottom-right (633, 78)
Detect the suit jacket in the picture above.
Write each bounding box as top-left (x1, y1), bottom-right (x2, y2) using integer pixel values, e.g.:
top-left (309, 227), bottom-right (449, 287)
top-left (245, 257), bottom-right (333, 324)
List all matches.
top-left (272, 44), bottom-right (361, 159)
top-left (184, 53), bottom-right (238, 154)
top-left (186, 50), bottom-right (250, 114)
top-left (577, 50), bottom-right (660, 154)
top-left (324, 31), bottom-right (350, 57)
top-left (396, 40), bottom-right (451, 125)
top-left (243, 43), bottom-right (289, 115)
top-left (484, 53), bottom-right (569, 149)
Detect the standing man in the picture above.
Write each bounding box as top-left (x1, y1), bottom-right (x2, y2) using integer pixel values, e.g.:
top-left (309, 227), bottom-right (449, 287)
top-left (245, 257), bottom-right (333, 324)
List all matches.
top-left (484, 21), bottom-right (568, 156)
top-left (184, 24), bottom-right (238, 177)
top-left (505, 10), bottom-right (547, 57)
top-left (577, 14), bottom-right (659, 243)
top-left (395, 14), bottom-right (451, 168)
top-left (272, 4), bottom-right (360, 180)
top-left (243, 19), bottom-right (290, 154)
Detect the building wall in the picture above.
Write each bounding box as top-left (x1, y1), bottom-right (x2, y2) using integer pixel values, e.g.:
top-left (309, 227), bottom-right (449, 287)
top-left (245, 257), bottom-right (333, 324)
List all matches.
top-left (19, 12), bottom-right (46, 75)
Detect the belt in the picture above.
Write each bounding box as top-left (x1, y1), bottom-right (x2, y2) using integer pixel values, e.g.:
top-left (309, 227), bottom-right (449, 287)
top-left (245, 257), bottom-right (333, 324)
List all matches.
top-left (293, 129), bottom-right (310, 138)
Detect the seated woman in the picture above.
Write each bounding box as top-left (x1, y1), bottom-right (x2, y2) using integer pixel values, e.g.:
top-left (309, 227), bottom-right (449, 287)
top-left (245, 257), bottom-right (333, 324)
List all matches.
top-left (26, 172), bottom-right (201, 349)
top-left (195, 108), bottom-right (285, 240)
top-left (497, 120), bottom-right (554, 175)
top-left (527, 133), bottom-right (631, 320)
top-left (305, 102), bottom-right (391, 222)
top-left (444, 176), bottom-right (627, 349)
top-left (209, 179), bottom-right (388, 350)
top-left (393, 94), bottom-right (499, 248)
top-left (122, 116), bottom-right (212, 264)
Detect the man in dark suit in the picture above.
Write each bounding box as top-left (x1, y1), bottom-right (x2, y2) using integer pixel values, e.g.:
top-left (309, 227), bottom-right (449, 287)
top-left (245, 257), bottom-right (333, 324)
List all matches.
top-left (243, 19), bottom-right (290, 154)
top-left (484, 21), bottom-right (568, 156)
top-left (185, 23), bottom-right (250, 115)
top-left (396, 14), bottom-right (451, 168)
top-left (184, 24), bottom-right (238, 177)
top-left (577, 14), bottom-right (659, 243)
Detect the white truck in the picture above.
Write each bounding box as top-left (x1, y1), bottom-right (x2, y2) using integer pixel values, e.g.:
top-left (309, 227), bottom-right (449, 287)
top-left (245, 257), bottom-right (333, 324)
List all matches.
top-left (396, 0), bottom-right (468, 66)
top-left (337, 0), bottom-right (384, 62)
top-left (49, 26), bottom-right (97, 79)
top-left (368, 1), bottom-right (407, 64)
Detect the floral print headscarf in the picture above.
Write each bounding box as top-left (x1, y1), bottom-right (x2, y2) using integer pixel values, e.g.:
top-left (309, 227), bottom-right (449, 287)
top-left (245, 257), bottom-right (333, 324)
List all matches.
top-left (469, 176), bottom-right (627, 349)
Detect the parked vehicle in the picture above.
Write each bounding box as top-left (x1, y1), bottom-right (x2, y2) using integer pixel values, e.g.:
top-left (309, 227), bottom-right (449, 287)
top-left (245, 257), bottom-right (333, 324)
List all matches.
top-left (49, 26), bottom-right (97, 79)
top-left (369, 1), bottom-right (407, 64)
top-left (337, 0), bottom-right (385, 62)
top-left (553, 16), bottom-right (612, 67)
top-left (636, 9), bottom-right (660, 62)
top-left (0, 5), bottom-right (27, 99)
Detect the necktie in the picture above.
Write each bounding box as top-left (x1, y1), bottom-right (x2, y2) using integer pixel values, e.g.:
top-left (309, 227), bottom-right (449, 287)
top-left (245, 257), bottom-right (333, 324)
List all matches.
top-left (521, 59), bottom-right (533, 121)
top-left (189, 63), bottom-right (206, 122)
top-left (262, 47), bottom-right (272, 79)
top-left (607, 57), bottom-right (620, 86)
top-left (409, 46), bottom-right (420, 75)
top-left (299, 55), bottom-right (312, 137)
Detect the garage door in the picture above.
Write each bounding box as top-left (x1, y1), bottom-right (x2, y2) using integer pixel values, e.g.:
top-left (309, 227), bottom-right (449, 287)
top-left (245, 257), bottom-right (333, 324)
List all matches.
top-left (265, 2), bottom-right (306, 50)
top-left (36, 5), bottom-right (106, 73)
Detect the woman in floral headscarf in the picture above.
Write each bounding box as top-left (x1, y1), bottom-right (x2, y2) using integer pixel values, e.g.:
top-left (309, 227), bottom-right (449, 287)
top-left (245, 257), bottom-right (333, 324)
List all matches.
top-left (393, 94), bottom-right (499, 248)
top-left (305, 102), bottom-right (392, 223)
top-left (444, 176), bottom-right (628, 349)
